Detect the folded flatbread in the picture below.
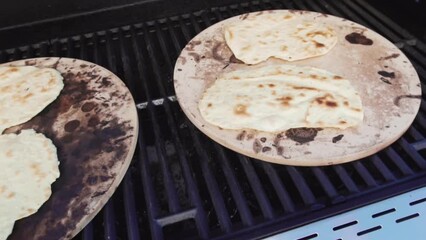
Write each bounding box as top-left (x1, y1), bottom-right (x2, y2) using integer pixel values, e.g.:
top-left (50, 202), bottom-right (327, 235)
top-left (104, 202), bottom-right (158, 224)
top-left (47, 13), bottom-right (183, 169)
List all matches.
top-left (0, 66), bottom-right (64, 133)
top-left (199, 64), bottom-right (363, 132)
top-left (0, 129), bottom-right (60, 240)
top-left (224, 11), bottom-right (337, 64)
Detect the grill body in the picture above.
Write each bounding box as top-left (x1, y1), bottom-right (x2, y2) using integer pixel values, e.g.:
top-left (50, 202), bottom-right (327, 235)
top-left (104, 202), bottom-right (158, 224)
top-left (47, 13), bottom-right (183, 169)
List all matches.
top-left (1, 0), bottom-right (426, 239)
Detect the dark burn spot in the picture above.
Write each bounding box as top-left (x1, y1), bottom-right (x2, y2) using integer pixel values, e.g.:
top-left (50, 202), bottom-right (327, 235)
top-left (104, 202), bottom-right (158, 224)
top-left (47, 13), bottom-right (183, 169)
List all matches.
top-left (80, 64), bottom-right (88, 68)
top-left (81, 102), bottom-right (97, 112)
top-left (326, 101), bottom-right (338, 107)
top-left (177, 68), bottom-right (182, 71)
top-left (237, 131), bottom-right (246, 141)
top-left (101, 77), bottom-right (112, 87)
top-left (345, 32), bottom-right (373, 45)
top-left (262, 146), bottom-right (271, 152)
top-left (394, 95), bottom-right (422, 106)
top-left (332, 134), bottom-right (344, 143)
top-left (260, 137), bottom-right (267, 142)
top-left (64, 120), bottom-right (80, 132)
top-left (253, 139), bottom-right (262, 153)
top-left (285, 128), bottom-right (322, 144)
top-left (378, 71), bottom-right (395, 79)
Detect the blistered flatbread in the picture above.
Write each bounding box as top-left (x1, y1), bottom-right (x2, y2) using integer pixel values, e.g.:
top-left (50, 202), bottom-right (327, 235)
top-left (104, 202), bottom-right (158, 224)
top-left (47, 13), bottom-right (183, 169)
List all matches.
top-left (224, 11), bottom-right (337, 64)
top-left (199, 64), bottom-right (363, 132)
top-left (0, 66), bottom-right (64, 133)
top-left (0, 130), bottom-right (60, 240)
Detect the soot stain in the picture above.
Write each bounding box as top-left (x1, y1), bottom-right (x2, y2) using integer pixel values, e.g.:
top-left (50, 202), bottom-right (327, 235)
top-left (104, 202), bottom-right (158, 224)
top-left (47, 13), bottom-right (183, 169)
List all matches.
top-left (10, 64), bottom-right (134, 240)
top-left (379, 53), bottom-right (400, 60)
top-left (260, 137), bottom-right (267, 143)
top-left (253, 139), bottom-right (262, 153)
top-left (262, 146), bottom-right (271, 152)
top-left (81, 102), bottom-right (97, 112)
top-left (378, 71), bottom-right (395, 79)
top-left (212, 43), bottom-right (225, 61)
top-left (64, 120), bottom-right (80, 132)
top-left (285, 128), bottom-right (322, 144)
top-left (237, 130), bottom-right (246, 141)
top-left (188, 52), bottom-right (201, 63)
top-left (345, 32), bottom-right (373, 45)
top-left (332, 134), bottom-right (344, 143)
top-left (380, 77), bottom-right (392, 84)
top-left (394, 95), bottom-right (422, 106)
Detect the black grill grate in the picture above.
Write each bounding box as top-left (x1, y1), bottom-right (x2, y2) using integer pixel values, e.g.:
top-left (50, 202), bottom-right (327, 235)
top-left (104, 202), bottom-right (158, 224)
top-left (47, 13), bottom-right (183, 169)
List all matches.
top-left (1, 0), bottom-right (426, 239)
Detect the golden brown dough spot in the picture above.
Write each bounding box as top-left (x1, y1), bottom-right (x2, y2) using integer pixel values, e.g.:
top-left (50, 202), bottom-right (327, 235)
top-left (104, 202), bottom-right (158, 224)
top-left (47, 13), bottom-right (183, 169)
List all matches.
top-left (234, 104), bottom-right (250, 116)
top-left (313, 40), bottom-right (325, 48)
top-left (333, 75), bottom-right (343, 80)
top-left (292, 86), bottom-right (317, 91)
top-left (207, 103), bottom-right (212, 108)
top-left (7, 192), bottom-right (15, 199)
top-left (258, 84), bottom-right (264, 88)
top-left (276, 96), bottom-right (293, 106)
top-left (268, 84), bottom-right (276, 88)
top-left (5, 150), bottom-right (13, 157)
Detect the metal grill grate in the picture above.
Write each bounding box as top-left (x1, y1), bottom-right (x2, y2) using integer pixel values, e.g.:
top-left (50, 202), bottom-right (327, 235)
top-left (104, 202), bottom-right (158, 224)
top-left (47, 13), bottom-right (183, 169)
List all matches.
top-left (1, 0), bottom-right (426, 239)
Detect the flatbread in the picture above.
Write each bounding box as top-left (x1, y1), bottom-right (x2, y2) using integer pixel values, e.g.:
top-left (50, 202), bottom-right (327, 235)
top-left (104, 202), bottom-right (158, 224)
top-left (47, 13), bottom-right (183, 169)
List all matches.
top-left (199, 64), bottom-right (363, 132)
top-left (0, 66), bottom-right (64, 134)
top-left (0, 129), bottom-right (60, 240)
top-left (224, 11), bottom-right (337, 64)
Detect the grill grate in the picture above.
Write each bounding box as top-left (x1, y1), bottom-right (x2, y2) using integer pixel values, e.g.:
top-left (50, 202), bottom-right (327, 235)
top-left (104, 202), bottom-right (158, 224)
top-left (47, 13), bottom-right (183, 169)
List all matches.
top-left (1, 0), bottom-right (426, 239)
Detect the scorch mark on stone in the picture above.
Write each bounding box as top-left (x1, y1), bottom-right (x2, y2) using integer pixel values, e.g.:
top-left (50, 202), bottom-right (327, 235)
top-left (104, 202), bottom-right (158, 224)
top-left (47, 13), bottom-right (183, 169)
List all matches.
top-left (394, 95), bottom-right (422, 107)
top-left (345, 32), bottom-right (373, 45)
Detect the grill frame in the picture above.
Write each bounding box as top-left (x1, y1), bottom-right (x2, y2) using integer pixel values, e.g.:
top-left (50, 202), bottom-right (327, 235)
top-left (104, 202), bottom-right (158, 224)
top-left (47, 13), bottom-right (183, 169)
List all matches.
top-left (1, 0), bottom-right (426, 239)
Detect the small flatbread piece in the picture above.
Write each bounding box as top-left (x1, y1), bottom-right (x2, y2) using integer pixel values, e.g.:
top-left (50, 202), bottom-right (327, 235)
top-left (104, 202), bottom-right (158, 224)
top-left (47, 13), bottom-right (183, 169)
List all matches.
top-left (199, 64), bottom-right (363, 132)
top-left (0, 66), bottom-right (64, 133)
top-left (224, 11), bottom-right (337, 64)
top-left (0, 129), bottom-right (60, 240)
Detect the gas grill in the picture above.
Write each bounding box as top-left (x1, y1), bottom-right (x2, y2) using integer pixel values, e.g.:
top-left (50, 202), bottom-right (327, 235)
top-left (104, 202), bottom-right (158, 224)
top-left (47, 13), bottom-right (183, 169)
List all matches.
top-left (1, 0), bottom-right (426, 239)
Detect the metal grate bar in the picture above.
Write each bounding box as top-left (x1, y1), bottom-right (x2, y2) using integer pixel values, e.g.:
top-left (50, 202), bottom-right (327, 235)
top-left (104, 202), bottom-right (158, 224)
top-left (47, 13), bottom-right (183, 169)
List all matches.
top-left (332, 165), bottom-right (359, 193)
top-left (82, 222), bottom-right (93, 240)
top-left (385, 147), bottom-right (415, 176)
top-left (398, 138), bottom-right (426, 170)
top-left (262, 163), bottom-right (296, 213)
top-left (188, 124), bottom-right (233, 233)
top-left (409, 126), bottom-right (425, 142)
top-left (354, 0), bottom-right (418, 41)
top-left (287, 166), bottom-right (323, 209)
top-left (160, 17), bottom-right (211, 238)
top-left (311, 167), bottom-right (344, 203)
top-left (370, 155), bottom-right (396, 182)
top-left (137, 132), bottom-right (162, 240)
top-left (239, 156), bottom-right (275, 219)
top-left (352, 161), bottom-right (378, 187)
top-left (134, 27), bottom-right (182, 214)
top-left (103, 201), bottom-right (117, 240)
top-left (123, 172), bottom-right (141, 240)
top-left (214, 144), bottom-right (255, 226)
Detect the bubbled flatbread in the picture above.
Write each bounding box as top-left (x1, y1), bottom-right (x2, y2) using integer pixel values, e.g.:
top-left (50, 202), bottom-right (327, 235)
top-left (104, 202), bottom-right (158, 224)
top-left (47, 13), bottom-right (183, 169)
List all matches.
top-left (199, 64), bottom-right (363, 132)
top-left (0, 129), bottom-right (60, 240)
top-left (224, 11), bottom-right (337, 64)
top-left (0, 66), bottom-right (64, 134)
